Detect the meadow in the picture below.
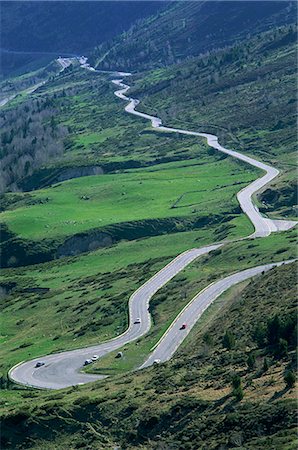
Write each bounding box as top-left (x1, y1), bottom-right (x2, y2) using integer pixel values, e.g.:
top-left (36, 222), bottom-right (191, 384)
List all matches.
top-left (0, 52), bottom-right (295, 381)
top-left (1, 257), bottom-right (296, 450)
top-left (130, 25), bottom-right (297, 224)
top-left (0, 22), bottom-right (297, 450)
top-left (1, 224), bottom-right (295, 380)
top-left (0, 157), bottom-right (258, 240)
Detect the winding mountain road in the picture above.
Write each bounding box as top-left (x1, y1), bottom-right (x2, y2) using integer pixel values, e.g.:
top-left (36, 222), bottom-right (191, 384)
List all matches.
top-left (8, 63), bottom-right (296, 389)
top-left (1, 58), bottom-right (73, 109)
top-left (112, 78), bottom-right (295, 238)
top-left (9, 245), bottom-right (220, 389)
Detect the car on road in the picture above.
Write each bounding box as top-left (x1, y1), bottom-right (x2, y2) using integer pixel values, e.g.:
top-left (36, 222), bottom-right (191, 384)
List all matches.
top-left (134, 318), bottom-right (141, 324)
top-left (91, 355), bottom-right (99, 361)
top-left (35, 361), bottom-right (45, 368)
top-left (153, 359), bottom-right (161, 365)
top-left (180, 323), bottom-right (187, 330)
top-left (84, 359), bottom-right (92, 366)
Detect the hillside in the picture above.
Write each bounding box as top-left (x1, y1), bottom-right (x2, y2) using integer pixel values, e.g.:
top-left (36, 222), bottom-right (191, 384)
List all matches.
top-left (1, 262), bottom-right (297, 449)
top-left (91, 0), bottom-right (297, 71)
top-left (0, 62), bottom-right (260, 268)
top-left (0, 1), bottom-right (165, 77)
top-left (0, 2), bottom-right (297, 449)
top-left (129, 24), bottom-right (297, 219)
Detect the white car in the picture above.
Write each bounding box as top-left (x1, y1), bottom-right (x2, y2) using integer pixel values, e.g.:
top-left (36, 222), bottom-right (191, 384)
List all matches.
top-left (91, 355), bottom-right (99, 361)
top-left (84, 359), bottom-right (92, 366)
top-left (134, 318), bottom-right (141, 324)
top-left (153, 359), bottom-right (161, 365)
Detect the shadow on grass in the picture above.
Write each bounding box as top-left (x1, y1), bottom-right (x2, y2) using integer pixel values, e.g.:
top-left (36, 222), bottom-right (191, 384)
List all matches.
top-left (269, 385), bottom-right (292, 402)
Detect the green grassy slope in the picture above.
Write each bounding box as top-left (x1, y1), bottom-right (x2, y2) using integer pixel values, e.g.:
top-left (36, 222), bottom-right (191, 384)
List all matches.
top-left (1, 262), bottom-right (296, 449)
top-left (1, 65), bottom-right (262, 268)
top-left (0, 225), bottom-right (296, 386)
top-left (129, 25), bottom-right (297, 220)
top-left (0, 7), bottom-right (297, 449)
top-left (0, 157), bottom-right (258, 240)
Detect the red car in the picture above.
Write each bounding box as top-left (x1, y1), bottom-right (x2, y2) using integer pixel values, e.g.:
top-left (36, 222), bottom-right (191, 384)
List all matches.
top-left (180, 323), bottom-right (187, 330)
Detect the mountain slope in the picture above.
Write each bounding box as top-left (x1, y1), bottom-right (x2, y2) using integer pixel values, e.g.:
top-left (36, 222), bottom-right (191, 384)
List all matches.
top-left (91, 0), bottom-right (297, 71)
top-left (128, 24), bottom-right (297, 219)
top-left (0, 3), bottom-right (297, 449)
top-left (0, 1), bottom-right (165, 76)
top-left (1, 262), bottom-right (297, 449)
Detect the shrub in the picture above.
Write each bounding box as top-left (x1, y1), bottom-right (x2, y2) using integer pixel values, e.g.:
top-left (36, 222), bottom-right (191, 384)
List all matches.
top-left (233, 386), bottom-right (244, 401)
top-left (223, 330), bottom-right (235, 350)
top-left (274, 338), bottom-right (288, 359)
top-left (267, 315), bottom-right (281, 345)
top-left (203, 333), bottom-right (213, 346)
top-left (263, 357), bottom-right (269, 372)
top-left (252, 322), bottom-right (267, 347)
top-left (231, 374), bottom-right (241, 390)
top-left (284, 370), bottom-right (296, 388)
top-left (247, 352), bottom-right (256, 370)
top-left (231, 375), bottom-right (244, 401)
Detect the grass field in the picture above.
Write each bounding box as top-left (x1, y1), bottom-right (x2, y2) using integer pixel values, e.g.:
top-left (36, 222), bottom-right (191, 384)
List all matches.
top-left (0, 156), bottom-right (258, 240)
top-left (1, 261), bottom-right (296, 450)
top-left (0, 24), bottom-right (297, 450)
top-left (1, 224), bottom-right (295, 379)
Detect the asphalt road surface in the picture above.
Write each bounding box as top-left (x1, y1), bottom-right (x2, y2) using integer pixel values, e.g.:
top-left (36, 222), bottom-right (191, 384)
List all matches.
top-left (1, 58), bottom-right (71, 109)
top-left (112, 78), bottom-right (296, 237)
top-left (8, 65), bottom-right (296, 389)
top-left (140, 261), bottom-right (293, 368)
top-left (9, 245), bottom-right (221, 389)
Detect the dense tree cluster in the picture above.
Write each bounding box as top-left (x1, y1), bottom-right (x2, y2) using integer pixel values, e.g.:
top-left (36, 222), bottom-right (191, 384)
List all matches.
top-left (0, 94), bottom-right (69, 192)
top-left (252, 312), bottom-right (296, 359)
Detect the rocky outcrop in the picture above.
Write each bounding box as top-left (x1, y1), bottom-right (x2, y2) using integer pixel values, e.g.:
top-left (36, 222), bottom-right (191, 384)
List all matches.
top-left (55, 166), bottom-right (103, 182)
top-left (56, 231), bottom-right (113, 258)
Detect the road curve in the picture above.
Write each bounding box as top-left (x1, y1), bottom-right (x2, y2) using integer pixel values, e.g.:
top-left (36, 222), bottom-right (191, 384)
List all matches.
top-left (1, 59), bottom-right (72, 109)
top-left (8, 65), bottom-right (296, 389)
top-left (141, 260), bottom-right (294, 368)
top-left (112, 78), bottom-right (296, 238)
top-left (9, 245), bottom-right (220, 389)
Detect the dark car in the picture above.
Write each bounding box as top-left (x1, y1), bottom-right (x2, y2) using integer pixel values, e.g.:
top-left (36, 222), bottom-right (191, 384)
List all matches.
top-left (180, 323), bottom-right (187, 330)
top-left (35, 361), bottom-right (45, 368)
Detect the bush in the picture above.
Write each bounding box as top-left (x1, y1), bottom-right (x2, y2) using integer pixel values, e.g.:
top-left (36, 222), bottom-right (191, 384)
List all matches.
top-left (231, 374), bottom-right (241, 389)
top-left (247, 352), bottom-right (256, 370)
top-left (267, 315), bottom-right (281, 345)
top-left (263, 357), bottom-right (269, 372)
top-left (223, 330), bottom-right (235, 350)
top-left (231, 374), bottom-right (244, 401)
top-left (233, 386), bottom-right (244, 401)
top-left (274, 338), bottom-right (288, 359)
top-left (203, 333), bottom-right (213, 346)
top-left (252, 322), bottom-right (267, 347)
top-left (284, 370), bottom-right (296, 388)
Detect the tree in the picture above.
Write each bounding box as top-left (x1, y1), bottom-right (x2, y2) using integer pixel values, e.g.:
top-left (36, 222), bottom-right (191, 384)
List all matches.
top-left (275, 338), bottom-right (288, 359)
top-left (263, 357), bottom-right (269, 372)
top-left (234, 387), bottom-right (244, 401)
top-left (267, 315), bottom-right (281, 346)
top-left (247, 352), bottom-right (256, 370)
top-left (252, 322), bottom-right (266, 347)
top-left (231, 374), bottom-right (241, 389)
top-left (50, 116), bottom-right (57, 132)
top-left (203, 333), bottom-right (213, 346)
top-left (223, 330), bottom-right (235, 350)
top-left (284, 370), bottom-right (296, 388)
top-left (231, 374), bottom-right (244, 401)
